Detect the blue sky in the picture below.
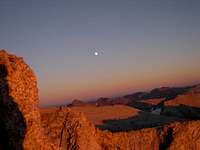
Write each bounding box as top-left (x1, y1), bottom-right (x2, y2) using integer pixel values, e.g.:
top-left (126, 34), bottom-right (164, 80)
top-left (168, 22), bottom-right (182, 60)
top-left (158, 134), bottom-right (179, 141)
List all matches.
top-left (0, 0), bottom-right (200, 106)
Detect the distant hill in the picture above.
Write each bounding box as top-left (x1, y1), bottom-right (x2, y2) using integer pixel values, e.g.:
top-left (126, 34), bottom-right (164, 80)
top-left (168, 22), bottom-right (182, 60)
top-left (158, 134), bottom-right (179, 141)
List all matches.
top-left (165, 84), bottom-right (200, 107)
top-left (68, 84), bottom-right (198, 107)
top-left (67, 99), bottom-right (86, 107)
top-left (124, 86), bottom-right (193, 100)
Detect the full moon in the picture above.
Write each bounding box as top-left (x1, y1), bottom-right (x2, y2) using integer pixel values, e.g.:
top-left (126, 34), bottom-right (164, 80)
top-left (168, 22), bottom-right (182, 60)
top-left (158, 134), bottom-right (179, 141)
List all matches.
top-left (94, 52), bottom-right (99, 56)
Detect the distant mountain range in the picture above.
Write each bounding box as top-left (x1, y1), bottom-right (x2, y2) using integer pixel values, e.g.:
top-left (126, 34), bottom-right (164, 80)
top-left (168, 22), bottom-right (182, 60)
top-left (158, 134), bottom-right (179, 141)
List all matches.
top-left (68, 84), bottom-right (199, 107)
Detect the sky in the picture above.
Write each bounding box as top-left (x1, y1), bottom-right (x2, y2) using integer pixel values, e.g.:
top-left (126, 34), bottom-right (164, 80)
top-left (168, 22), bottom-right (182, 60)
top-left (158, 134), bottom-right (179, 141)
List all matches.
top-left (0, 0), bottom-right (200, 106)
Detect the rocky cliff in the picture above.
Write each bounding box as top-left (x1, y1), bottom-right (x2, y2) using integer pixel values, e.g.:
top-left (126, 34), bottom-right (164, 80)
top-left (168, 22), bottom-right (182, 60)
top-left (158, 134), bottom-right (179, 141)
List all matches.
top-left (96, 120), bottom-right (200, 150)
top-left (0, 50), bottom-right (58, 150)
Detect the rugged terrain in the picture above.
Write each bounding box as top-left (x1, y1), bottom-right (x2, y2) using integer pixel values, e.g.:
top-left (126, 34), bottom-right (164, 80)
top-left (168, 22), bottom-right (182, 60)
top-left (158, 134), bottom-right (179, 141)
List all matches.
top-left (0, 49), bottom-right (200, 150)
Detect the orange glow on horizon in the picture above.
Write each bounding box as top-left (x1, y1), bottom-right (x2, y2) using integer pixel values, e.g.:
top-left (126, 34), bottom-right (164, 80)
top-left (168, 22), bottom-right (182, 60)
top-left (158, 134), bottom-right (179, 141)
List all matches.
top-left (39, 60), bottom-right (200, 106)
top-left (40, 71), bottom-right (200, 106)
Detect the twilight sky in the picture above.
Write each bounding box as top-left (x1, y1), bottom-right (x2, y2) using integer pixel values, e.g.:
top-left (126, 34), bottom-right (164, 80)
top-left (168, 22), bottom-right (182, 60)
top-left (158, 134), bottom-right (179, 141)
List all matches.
top-left (0, 0), bottom-right (200, 106)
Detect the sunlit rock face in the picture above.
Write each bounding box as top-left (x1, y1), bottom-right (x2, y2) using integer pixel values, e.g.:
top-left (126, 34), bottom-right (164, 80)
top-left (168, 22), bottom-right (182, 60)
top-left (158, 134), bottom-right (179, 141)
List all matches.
top-left (168, 121), bottom-right (200, 150)
top-left (41, 107), bottom-right (101, 150)
top-left (0, 50), bottom-right (57, 150)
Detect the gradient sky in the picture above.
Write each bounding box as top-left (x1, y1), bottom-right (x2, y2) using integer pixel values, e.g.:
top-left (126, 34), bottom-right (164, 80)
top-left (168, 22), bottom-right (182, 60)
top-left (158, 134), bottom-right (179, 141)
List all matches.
top-left (0, 0), bottom-right (200, 106)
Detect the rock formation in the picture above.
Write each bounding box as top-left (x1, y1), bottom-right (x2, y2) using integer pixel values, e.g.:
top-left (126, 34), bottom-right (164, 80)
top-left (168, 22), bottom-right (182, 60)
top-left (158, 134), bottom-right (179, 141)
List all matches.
top-left (41, 107), bottom-right (101, 150)
top-left (0, 50), bottom-right (58, 150)
top-left (168, 121), bottom-right (200, 150)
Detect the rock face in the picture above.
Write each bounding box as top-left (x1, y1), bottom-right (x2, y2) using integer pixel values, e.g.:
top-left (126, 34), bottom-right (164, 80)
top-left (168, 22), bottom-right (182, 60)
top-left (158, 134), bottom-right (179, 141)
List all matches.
top-left (41, 107), bottom-right (101, 150)
top-left (97, 127), bottom-right (160, 150)
top-left (0, 50), bottom-right (58, 150)
top-left (96, 120), bottom-right (200, 150)
top-left (168, 121), bottom-right (200, 150)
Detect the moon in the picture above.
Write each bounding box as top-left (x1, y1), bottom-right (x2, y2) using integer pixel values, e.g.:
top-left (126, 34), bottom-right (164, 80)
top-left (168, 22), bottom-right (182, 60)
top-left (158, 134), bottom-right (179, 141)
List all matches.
top-left (94, 52), bottom-right (99, 56)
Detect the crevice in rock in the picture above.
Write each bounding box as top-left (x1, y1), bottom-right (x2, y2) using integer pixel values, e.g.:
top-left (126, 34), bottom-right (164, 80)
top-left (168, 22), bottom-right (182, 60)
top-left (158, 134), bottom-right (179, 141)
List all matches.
top-left (59, 114), bottom-right (68, 148)
top-left (159, 127), bottom-right (173, 150)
